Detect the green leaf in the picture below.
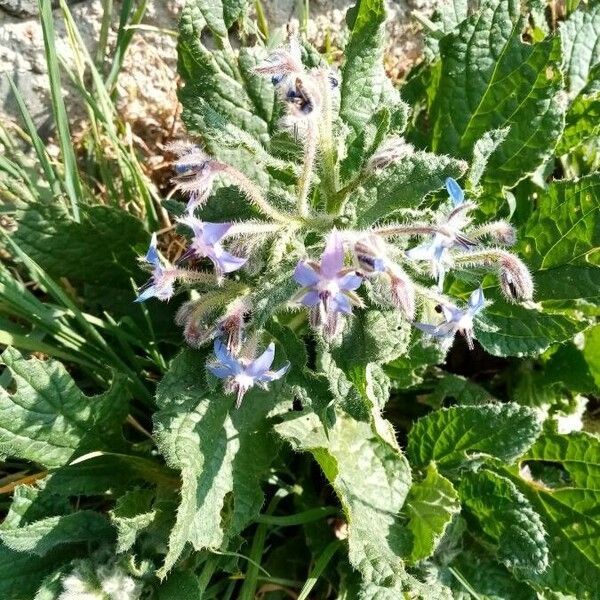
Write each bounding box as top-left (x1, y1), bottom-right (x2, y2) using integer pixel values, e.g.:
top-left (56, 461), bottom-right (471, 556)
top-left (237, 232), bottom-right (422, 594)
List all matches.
top-left (446, 548), bottom-right (538, 600)
top-left (0, 546), bottom-right (75, 600)
top-left (429, 374), bottom-right (494, 408)
top-left (12, 203), bottom-right (148, 289)
top-left (459, 469), bottom-right (548, 574)
top-left (560, 2), bottom-right (600, 95)
top-left (557, 66), bottom-right (600, 155)
top-left (429, 0), bottom-right (565, 186)
top-left (276, 409), bottom-right (415, 594)
top-left (518, 174), bottom-right (600, 304)
top-left (467, 127), bottom-right (509, 188)
top-left (0, 511), bottom-right (113, 556)
top-left (509, 429), bottom-right (600, 596)
top-left (407, 403), bottom-right (543, 470)
top-left (356, 150), bottom-right (467, 226)
top-left (178, 1), bottom-right (271, 143)
top-left (475, 298), bottom-right (587, 357)
top-left (0, 347), bottom-right (128, 469)
top-left (153, 349), bottom-right (282, 577)
top-left (403, 463), bottom-right (460, 563)
top-left (110, 489), bottom-right (156, 553)
top-left (385, 336), bottom-right (446, 389)
top-left (157, 571), bottom-right (201, 599)
top-left (583, 324), bottom-right (600, 389)
top-left (340, 0), bottom-right (401, 132)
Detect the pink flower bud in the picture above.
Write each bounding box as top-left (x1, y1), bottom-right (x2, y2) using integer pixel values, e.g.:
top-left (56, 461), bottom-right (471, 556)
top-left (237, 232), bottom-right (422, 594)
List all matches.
top-left (499, 254), bottom-right (534, 302)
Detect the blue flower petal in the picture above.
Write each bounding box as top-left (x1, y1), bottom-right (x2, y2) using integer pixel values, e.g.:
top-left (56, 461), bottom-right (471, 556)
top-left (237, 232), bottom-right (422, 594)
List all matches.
top-left (246, 343), bottom-right (276, 377)
top-left (445, 177), bottom-right (464, 206)
top-left (215, 251), bottom-right (247, 274)
top-left (213, 339), bottom-right (241, 373)
top-left (294, 262), bottom-right (320, 286)
top-left (468, 287), bottom-right (485, 313)
top-left (145, 233), bottom-right (161, 267)
top-left (338, 272), bottom-right (362, 291)
top-left (300, 290), bottom-right (320, 306)
top-left (320, 232), bottom-right (344, 279)
top-left (203, 222), bottom-right (232, 245)
top-left (331, 293), bottom-right (352, 314)
top-left (207, 364), bottom-right (236, 379)
top-left (134, 285), bottom-right (157, 303)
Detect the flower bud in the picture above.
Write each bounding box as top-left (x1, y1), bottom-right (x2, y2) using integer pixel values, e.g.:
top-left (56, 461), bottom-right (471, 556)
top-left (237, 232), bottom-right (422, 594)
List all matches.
top-left (389, 266), bottom-right (416, 320)
top-left (499, 254), bottom-right (534, 302)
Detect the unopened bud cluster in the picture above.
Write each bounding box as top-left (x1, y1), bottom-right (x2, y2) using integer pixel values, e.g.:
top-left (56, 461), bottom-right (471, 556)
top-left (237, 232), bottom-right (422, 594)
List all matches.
top-left (135, 40), bottom-right (534, 405)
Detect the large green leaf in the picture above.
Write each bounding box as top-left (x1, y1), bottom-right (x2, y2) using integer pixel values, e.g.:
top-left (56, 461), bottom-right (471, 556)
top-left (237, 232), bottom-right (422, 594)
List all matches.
top-left (403, 463), bottom-right (460, 563)
top-left (153, 349), bottom-right (283, 577)
top-left (0, 347), bottom-right (128, 469)
top-left (0, 511), bottom-right (113, 556)
top-left (459, 469), bottom-right (548, 575)
top-left (518, 174), bottom-right (600, 304)
top-left (340, 0), bottom-right (401, 132)
top-left (178, 0), bottom-right (271, 143)
top-left (507, 429), bottom-right (600, 597)
top-left (355, 151), bottom-right (467, 226)
top-left (429, 0), bottom-right (565, 186)
top-left (475, 298), bottom-right (587, 357)
top-left (560, 2), bottom-right (600, 95)
top-left (407, 403), bottom-right (543, 470)
top-left (276, 409), bottom-right (417, 595)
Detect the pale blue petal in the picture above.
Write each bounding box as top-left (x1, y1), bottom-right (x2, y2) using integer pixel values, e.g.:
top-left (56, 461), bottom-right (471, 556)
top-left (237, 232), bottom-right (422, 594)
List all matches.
top-left (338, 272), bottom-right (362, 291)
top-left (145, 233), bottom-right (160, 267)
top-left (406, 241), bottom-right (435, 261)
top-left (300, 290), bottom-right (320, 306)
top-left (214, 251), bottom-right (247, 274)
top-left (331, 293), bottom-right (352, 314)
top-left (213, 339), bottom-right (241, 372)
top-left (446, 177), bottom-right (464, 206)
top-left (320, 232), bottom-right (344, 278)
top-left (134, 285), bottom-right (157, 303)
top-left (246, 343), bottom-right (276, 377)
top-left (207, 364), bottom-right (236, 379)
top-left (468, 287), bottom-right (485, 313)
top-left (261, 361), bottom-right (290, 382)
top-left (203, 222), bottom-right (232, 245)
top-left (294, 262), bottom-right (320, 286)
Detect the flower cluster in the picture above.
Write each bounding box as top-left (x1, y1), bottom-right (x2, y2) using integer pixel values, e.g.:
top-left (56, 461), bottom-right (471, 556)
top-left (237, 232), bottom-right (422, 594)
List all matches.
top-left (135, 39), bottom-right (534, 406)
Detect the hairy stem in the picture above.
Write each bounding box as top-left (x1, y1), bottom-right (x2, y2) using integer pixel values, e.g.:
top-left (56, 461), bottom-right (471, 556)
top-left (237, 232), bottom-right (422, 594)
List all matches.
top-left (223, 166), bottom-right (299, 224)
top-left (297, 122), bottom-right (318, 217)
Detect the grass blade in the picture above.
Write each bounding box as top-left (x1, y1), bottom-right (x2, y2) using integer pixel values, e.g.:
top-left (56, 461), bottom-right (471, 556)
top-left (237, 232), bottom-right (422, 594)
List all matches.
top-left (37, 0), bottom-right (83, 221)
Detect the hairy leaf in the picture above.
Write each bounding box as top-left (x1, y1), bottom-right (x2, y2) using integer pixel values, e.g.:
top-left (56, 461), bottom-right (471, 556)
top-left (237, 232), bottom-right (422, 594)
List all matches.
top-left (511, 429), bottom-right (600, 596)
top-left (429, 0), bottom-right (565, 186)
top-left (407, 403), bottom-right (543, 470)
top-left (340, 0), bottom-right (401, 132)
top-left (403, 463), bottom-right (460, 563)
top-left (153, 349), bottom-right (283, 577)
top-left (356, 151), bottom-right (467, 226)
top-left (459, 469), bottom-right (548, 574)
top-left (276, 409), bottom-right (414, 594)
top-left (110, 489), bottom-right (156, 553)
top-left (560, 2), bottom-right (600, 95)
top-left (0, 511), bottom-right (113, 556)
top-left (0, 347), bottom-right (128, 469)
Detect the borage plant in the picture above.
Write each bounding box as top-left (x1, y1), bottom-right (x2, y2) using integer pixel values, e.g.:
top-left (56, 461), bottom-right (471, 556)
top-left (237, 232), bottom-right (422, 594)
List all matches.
top-left (1, 0), bottom-right (599, 598)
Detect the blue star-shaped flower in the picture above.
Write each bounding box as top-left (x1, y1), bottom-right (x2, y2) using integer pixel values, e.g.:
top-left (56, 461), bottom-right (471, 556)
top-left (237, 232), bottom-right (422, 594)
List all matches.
top-left (414, 288), bottom-right (485, 350)
top-left (208, 340), bottom-right (290, 407)
top-left (406, 178), bottom-right (476, 289)
top-left (294, 232), bottom-right (363, 336)
top-left (179, 217), bottom-right (247, 277)
top-left (135, 234), bottom-right (179, 303)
